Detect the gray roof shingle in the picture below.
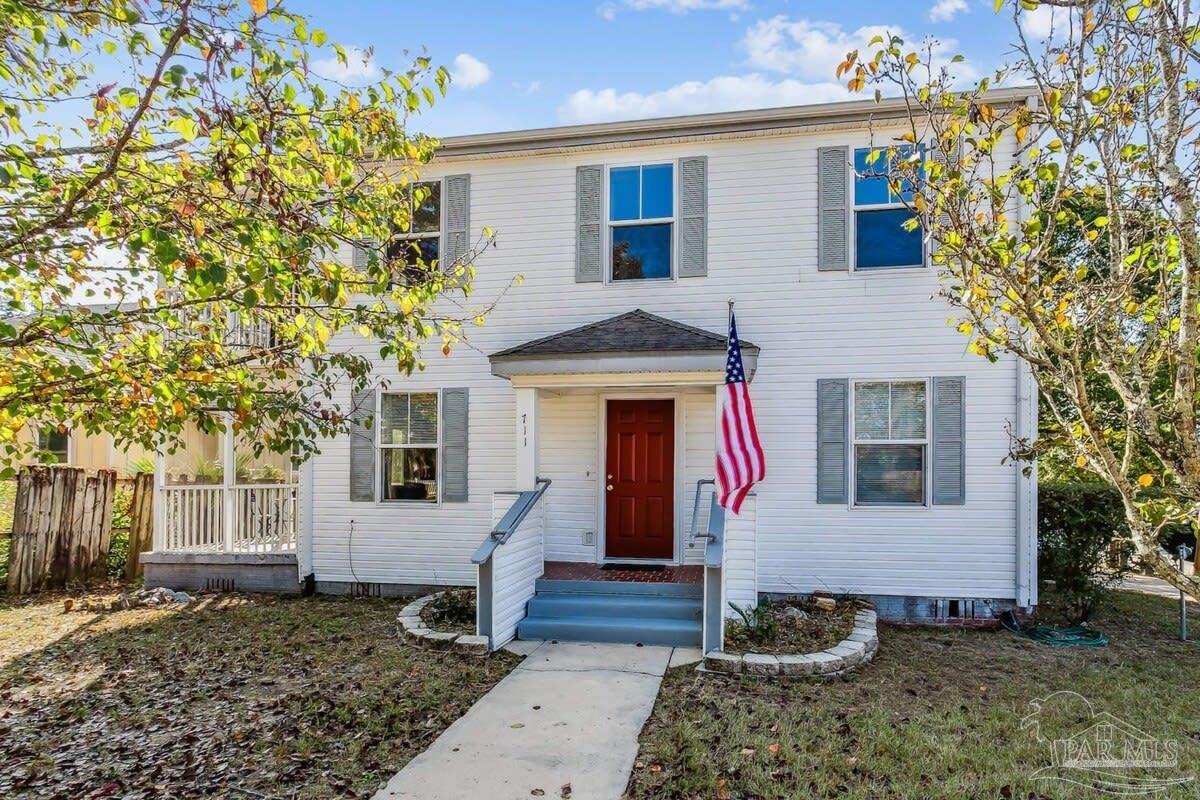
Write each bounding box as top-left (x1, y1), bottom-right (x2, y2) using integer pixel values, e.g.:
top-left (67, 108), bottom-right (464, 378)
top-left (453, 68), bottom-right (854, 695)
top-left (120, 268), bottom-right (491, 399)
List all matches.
top-left (489, 309), bottom-right (756, 360)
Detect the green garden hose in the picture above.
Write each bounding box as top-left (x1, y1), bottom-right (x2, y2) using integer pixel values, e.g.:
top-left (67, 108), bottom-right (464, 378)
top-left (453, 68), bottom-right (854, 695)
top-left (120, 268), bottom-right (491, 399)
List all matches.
top-left (999, 610), bottom-right (1109, 647)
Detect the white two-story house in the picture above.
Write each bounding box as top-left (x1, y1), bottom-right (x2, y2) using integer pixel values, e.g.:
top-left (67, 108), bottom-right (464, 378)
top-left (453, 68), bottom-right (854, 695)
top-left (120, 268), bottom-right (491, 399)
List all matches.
top-left (146, 90), bottom-right (1039, 652)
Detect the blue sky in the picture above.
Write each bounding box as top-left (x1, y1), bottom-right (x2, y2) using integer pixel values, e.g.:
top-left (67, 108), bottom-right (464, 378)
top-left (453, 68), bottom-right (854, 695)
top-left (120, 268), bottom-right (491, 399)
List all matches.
top-left (288, 0), bottom-right (1060, 136)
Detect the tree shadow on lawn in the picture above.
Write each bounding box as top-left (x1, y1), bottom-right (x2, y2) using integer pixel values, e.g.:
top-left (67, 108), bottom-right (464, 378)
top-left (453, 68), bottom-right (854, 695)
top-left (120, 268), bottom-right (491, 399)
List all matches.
top-left (627, 591), bottom-right (1200, 800)
top-left (0, 591), bottom-right (518, 800)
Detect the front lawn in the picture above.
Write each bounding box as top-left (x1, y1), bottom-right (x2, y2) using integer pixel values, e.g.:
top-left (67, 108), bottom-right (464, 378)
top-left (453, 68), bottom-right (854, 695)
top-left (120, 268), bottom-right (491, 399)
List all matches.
top-left (627, 591), bottom-right (1200, 799)
top-left (0, 591), bottom-right (518, 799)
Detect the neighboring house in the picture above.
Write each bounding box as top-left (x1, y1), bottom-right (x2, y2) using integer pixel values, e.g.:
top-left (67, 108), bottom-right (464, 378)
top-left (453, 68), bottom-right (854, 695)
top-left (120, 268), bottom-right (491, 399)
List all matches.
top-left (145, 89), bottom-right (1040, 652)
top-left (16, 423), bottom-right (154, 477)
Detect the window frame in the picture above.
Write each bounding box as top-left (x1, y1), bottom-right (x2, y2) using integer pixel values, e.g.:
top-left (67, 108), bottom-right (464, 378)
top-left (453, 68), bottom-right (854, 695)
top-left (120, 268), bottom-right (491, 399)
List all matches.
top-left (388, 178), bottom-right (443, 273)
top-left (375, 389), bottom-right (442, 506)
top-left (848, 377), bottom-right (931, 509)
top-left (850, 146), bottom-right (927, 273)
top-left (604, 162), bottom-right (676, 284)
top-left (37, 425), bottom-right (71, 464)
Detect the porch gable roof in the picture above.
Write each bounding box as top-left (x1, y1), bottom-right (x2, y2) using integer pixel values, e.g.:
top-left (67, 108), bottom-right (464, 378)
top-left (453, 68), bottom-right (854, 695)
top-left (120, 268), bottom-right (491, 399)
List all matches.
top-left (489, 309), bottom-right (758, 383)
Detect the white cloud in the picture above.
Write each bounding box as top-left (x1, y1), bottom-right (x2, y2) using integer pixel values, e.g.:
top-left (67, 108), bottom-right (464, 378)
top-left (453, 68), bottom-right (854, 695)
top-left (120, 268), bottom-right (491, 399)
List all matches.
top-left (741, 16), bottom-right (975, 83)
top-left (559, 74), bottom-right (850, 124)
top-left (598, 0), bottom-right (747, 18)
top-left (929, 0), bottom-right (967, 23)
top-left (560, 15), bottom-right (981, 125)
top-left (512, 79), bottom-right (542, 94)
top-left (451, 53), bottom-right (491, 89)
top-left (624, 0), bottom-right (750, 11)
top-left (1019, 3), bottom-right (1073, 39)
top-left (311, 46), bottom-right (379, 82)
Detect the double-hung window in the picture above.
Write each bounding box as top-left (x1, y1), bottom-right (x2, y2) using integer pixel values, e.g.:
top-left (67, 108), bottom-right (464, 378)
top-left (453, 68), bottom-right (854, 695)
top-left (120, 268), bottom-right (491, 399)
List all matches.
top-left (609, 163), bottom-right (673, 281)
top-left (853, 146), bottom-right (924, 270)
top-left (378, 391), bottom-right (439, 503)
top-left (37, 426), bottom-right (69, 464)
top-left (387, 181), bottom-right (441, 282)
top-left (852, 380), bottom-right (927, 505)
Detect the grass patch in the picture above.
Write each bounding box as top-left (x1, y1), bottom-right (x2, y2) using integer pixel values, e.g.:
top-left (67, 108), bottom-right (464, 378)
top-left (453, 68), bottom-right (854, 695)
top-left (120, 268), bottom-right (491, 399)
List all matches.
top-left (0, 590), bottom-right (518, 798)
top-left (628, 591), bottom-right (1200, 799)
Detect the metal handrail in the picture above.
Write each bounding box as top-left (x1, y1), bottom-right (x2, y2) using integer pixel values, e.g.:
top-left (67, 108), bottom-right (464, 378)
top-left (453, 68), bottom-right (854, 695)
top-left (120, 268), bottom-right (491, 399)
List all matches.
top-left (471, 477), bottom-right (551, 565)
top-left (689, 479), bottom-right (716, 545)
top-left (491, 477), bottom-right (551, 543)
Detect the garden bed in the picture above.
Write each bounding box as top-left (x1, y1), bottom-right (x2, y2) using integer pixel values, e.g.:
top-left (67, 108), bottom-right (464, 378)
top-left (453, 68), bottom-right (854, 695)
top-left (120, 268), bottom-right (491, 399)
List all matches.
top-left (399, 589), bottom-right (490, 654)
top-left (723, 598), bottom-right (859, 656)
top-left (420, 588), bottom-right (477, 635)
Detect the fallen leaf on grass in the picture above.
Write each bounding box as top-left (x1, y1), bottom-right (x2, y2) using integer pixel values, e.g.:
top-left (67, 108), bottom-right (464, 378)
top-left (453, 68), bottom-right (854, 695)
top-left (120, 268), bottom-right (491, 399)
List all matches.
top-left (768, 743), bottom-right (781, 754)
top-left (740, 747), bottom-right (756, 756)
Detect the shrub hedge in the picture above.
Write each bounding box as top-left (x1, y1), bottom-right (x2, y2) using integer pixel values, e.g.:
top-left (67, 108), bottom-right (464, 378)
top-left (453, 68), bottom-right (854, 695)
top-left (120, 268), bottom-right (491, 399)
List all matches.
top-left (1038, 482), bottom-right (1194, 621)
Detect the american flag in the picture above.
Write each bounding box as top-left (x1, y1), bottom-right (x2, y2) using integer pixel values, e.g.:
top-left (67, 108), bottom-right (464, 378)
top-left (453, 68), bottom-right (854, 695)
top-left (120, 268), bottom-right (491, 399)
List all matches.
top-left (715, 310), bottom-right (765, 515)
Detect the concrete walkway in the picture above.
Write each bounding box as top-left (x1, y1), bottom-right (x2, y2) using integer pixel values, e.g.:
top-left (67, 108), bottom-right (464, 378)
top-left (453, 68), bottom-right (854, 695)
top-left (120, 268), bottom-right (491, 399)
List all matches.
top-left (1118, 574), bottom-right (1198, 603)
top-left (373, 641), bottom-right (701, 800)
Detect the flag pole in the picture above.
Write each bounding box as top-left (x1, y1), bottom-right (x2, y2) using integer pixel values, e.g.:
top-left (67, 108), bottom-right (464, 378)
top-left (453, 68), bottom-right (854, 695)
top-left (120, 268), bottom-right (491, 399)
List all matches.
top-left (727, 297), bottom-right (734, 335)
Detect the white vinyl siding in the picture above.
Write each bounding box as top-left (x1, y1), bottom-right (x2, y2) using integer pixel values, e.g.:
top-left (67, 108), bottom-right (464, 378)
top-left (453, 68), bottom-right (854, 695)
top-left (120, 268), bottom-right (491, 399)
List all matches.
top-left (309, 123), bottom-right (1023, 600)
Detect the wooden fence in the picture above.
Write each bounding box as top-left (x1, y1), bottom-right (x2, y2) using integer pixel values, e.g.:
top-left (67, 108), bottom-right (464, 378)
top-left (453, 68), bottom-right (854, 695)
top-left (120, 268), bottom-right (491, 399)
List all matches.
top-left (6, 466), bottom-right (117, 594)
top-left (124, 472), bottom-right (154, 580)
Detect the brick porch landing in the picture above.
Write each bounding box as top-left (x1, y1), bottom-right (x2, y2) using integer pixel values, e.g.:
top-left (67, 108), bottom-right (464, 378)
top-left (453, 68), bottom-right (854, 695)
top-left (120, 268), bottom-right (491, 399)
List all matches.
top-left (542, 561), bottom-right (702, 584)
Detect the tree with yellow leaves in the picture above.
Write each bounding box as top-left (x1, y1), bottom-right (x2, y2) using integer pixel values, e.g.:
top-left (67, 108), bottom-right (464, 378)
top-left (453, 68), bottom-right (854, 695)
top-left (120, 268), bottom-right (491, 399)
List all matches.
top-left (843, 0), bottom-right (1200, 599)
top-left (0, 0), bottom-right (500, 475)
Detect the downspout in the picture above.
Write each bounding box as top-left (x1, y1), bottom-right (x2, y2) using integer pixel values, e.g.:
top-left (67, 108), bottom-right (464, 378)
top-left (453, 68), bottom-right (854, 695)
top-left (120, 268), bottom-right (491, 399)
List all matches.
top-left (1014, 94), bottom-right (1040, 609)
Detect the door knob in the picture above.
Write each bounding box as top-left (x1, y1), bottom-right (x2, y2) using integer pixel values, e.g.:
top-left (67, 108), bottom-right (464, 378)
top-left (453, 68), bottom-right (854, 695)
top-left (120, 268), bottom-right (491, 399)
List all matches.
top-left (606, 484), bottom-right (613, 491)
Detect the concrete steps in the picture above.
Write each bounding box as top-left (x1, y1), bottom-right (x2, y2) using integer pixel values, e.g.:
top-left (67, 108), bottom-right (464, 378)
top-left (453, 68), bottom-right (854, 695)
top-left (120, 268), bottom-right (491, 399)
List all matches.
top-left (517, 578), bottom-right (702, 647)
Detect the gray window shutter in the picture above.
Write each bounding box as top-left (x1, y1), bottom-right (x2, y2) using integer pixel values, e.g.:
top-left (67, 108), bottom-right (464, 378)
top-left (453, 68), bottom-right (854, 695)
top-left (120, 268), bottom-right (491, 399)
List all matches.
top-left (816, 379), bottom-right (849, 504)
top-left (932, 376), bottom-right (965, 505)
top-left (443, 174), bottom-right (470, 270)
top-left (677, 156), bottom-right (707, 278)
top-left (352, 242), bottom-right (369, 269)
top-left (352, 238), bottom-right (379, 270)
top-left (817, 146), bottom-right (849, 272)
top-left (349, 384), bottom-right (376, 502)
top-left (441, 387), bottom-right (469, 502)
top-left (576, 165), bottom-right (603, 283)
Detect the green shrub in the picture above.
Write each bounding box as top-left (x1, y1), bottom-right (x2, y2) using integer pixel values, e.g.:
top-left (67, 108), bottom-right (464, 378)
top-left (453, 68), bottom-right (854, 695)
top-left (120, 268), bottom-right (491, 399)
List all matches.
top-left (1038, 483), bottom-right (1135, 622)
top-left (107, 486), bottom-right (133, 580)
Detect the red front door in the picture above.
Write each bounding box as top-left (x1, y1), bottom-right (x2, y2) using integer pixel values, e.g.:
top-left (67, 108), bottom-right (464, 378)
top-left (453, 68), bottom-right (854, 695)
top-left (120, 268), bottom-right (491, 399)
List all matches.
top-left (605, 399), bottom-right (675, 560)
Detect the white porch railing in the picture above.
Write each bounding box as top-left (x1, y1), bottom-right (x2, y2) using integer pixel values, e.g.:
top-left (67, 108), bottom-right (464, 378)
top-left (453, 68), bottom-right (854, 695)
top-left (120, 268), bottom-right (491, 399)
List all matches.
top-left (232, 485), bottom-right (297, 551)
top-left (161, 486), bottom-right (224, 552)
top-left (160, 484), bottom-right (297, 553)
top-left (472, 479), bottom-right (550, 651)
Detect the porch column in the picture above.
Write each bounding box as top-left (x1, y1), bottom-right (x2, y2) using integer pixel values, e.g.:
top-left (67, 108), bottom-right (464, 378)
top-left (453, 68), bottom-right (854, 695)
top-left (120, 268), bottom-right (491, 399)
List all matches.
top-left (152, 444), bottom-right (166, 551)
top-left (221, 413), bottom-right (236, 551)
top-left (514, 386), bottom-right (539, 491)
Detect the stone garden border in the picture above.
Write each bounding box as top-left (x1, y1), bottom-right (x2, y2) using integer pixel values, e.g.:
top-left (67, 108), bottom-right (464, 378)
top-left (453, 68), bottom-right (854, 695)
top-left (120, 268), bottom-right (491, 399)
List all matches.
top-left (702, 607), bottom-right (878, 678)
top-left (397, 591), bottom-right (490, 655)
